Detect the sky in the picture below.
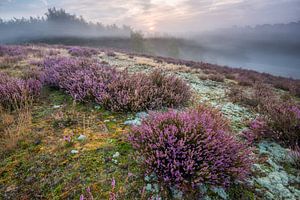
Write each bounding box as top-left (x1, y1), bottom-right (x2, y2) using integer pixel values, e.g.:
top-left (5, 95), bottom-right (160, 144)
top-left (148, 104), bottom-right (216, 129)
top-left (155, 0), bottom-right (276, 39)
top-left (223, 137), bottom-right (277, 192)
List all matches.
top-left (1, 0), bottom-right (300, 33)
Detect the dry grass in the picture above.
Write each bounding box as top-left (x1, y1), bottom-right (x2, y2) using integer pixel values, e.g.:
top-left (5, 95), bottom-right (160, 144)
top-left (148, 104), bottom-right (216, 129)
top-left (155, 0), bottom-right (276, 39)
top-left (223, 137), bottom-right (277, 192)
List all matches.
top-left (0, 106), bottom-right (32, 155)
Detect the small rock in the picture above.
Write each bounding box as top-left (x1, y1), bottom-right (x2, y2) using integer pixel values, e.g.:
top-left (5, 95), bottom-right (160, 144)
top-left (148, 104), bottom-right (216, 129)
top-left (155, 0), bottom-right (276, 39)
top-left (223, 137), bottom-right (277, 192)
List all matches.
top-left (146, 184), bottom-right (152, 192)
top-left (112, 152), bottom-right (120, 158)
top-left (71, 150), bottom-right (79, 154)
top-left (112, 159), bottom-right (118, 164)
top-left (77, 134), bottom-right (87, 141)
top-left (136, 112), bottom-right (148, 118)
top-left (211, 187), bottom-right (228, 200)
top-left (53, 105), bottom-right (61, 108)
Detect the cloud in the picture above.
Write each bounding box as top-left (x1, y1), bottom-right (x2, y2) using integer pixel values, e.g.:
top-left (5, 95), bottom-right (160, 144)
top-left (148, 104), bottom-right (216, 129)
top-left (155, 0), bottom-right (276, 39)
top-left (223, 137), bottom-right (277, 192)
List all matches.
top-left (1, 0), bottom-right (300, 32)
top-left (41, 0), bottom-right (48, 6)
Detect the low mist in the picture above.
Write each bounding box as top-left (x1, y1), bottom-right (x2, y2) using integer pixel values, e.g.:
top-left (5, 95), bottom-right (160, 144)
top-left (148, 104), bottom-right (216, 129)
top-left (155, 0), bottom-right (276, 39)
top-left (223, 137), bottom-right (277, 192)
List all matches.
top-left (1, 7), bottom-right (300, 78)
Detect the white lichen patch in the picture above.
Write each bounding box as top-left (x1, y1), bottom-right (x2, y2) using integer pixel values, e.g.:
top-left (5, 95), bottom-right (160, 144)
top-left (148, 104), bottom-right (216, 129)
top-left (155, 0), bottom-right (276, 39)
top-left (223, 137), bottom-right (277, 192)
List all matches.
top-left (176, 72), bottom-right (226, 102)
top-left (250, 141), bottom-right (300, 200)
top-left (216, 102), bottom-right (254, 131)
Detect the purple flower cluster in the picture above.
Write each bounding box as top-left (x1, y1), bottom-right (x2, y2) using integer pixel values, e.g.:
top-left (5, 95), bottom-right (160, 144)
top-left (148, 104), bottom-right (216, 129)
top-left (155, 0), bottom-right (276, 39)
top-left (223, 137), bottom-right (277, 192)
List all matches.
top-left (244, 103), bottom-right (300, 146)
top-left (42, 57), bottom-right (191, 111)
top-left (264, 103), bottom-right (300, 145)
top-left (129, 105), bottom-right (253, 191)
top-left (0, 45), bottom-right (26, 57)
top-left (68, 47), bottom-right (98, 57)
top-left (43, 57), bottom-right (117, 101)
top-left (0, 73), bottom-right (42, 109)
top-left (101, 70), bottom-right (191, 112)
top-left (242, 117), bottom-right (270, 144)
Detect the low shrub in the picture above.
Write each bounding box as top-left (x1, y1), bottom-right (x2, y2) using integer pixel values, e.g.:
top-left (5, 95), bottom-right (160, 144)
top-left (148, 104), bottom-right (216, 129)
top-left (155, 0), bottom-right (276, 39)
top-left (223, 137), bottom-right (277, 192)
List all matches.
top-left (129, 105), bottom-right (253, 193)
top-left (227, 83), bottom-right (275, 109)
top-left (43, 57), bottom-right (191, 112)
top-left (101, 70), bottom-right (191, 112)
top-left (106, 51), bottom-right (116, 57)
top-left (237, 78), bottom-right (253, 87)
top-left (0, 73), bottom-right (42, 109)
top-left (0, 45), bottom-right (26, 57)
top-left (68, 47), bottom-right (98, 57)
top-left (273, 80), bottom-right (292, 91)
top-left (243, 103), bottom-right (300, 146)
top-left (225, 74), bottom-right (236, 80)
top-left (226, 86), bottom-right (244, 103)
top-left (43, 57), bottom-right (117, 101)
top-left (263, 103), bottom-right (300, 145)
top-left (207, 74), bottom-right (225, 82)
top-left (242, 117), bottom-right (270, 144)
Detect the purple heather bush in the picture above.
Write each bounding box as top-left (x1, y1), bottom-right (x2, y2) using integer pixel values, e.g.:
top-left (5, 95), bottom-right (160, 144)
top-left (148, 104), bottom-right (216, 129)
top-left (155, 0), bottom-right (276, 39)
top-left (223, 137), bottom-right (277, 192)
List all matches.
top-left (43, 57), bottom-right (117, 101)
top-left (263, 103), bottom-right (300, 145)
top-left (0, 73), bottom-right (42, 109)
top-left (101, 70), bottom-right (191, 112)
top-left (242, 117), bottom-right (270, 144)
top-left (68, 47), bottom-right (98, 57)
top-left (0, 45), bottom-right (26, 57)
top-left (243, 103), bottom-right (300, 146)
top-left (227, 83), bottom-right (275, 109)
top-left (129, 105), bottom-right (253, 192)
top-left (43, 57), bottom-right (191, 111)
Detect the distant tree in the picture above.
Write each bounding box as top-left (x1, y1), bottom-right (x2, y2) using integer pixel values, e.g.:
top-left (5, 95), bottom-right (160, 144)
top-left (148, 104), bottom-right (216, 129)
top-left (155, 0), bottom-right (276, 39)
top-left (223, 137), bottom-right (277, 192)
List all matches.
top-left (46, 7), bottom-right (78, 23)
top-left (0, 7), bottom-right (132, 43)
top-left (130, 31), bottom-right (145, 53)
top-left (167, 39), bottom-right (180, 58)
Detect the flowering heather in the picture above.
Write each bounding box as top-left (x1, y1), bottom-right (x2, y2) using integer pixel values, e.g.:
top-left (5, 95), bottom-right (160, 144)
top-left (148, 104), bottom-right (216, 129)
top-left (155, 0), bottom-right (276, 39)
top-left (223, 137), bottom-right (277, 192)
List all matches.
top-left (43, 57), bottom-right (191, 111)
top-left (101, 70), bottom-right (191, 112)
top-left (0, 45), bottom-right (26, 57)
top-left (244, 102), bottom-right (300, 146)
top-left (43, 57), bottom-right (117, 101)
top-left (242, 117), bottom-right (270, 144)
top-left (68, 47), bottom-right (98, 57)
top-left (129, 105), bottom-right (253, 192)
top-left (263, 103), bottom-right (300, 145)
top-left (0, 73), bottom-right (42, 109)
top-left (227, 83), bottom-right (275, 109)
